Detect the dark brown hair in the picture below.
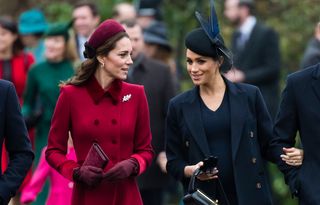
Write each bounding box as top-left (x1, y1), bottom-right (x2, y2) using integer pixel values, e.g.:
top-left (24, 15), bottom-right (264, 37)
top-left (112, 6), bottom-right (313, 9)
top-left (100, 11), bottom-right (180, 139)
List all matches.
top-left (0, 17), bottom-right (24, 55)
top-left (64, 31), bottom-right (129, 86)
top-left (74, 2), bottom-right (99, 17)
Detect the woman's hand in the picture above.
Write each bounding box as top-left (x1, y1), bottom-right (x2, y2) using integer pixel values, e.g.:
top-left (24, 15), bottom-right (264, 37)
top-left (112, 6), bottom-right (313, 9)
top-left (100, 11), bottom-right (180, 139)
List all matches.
top-left (184, 161), bottom-right (218, 181)
top-left (157, 151), bottom-right (167, 173)
top-left (281, 147), bottom-right (304, 166)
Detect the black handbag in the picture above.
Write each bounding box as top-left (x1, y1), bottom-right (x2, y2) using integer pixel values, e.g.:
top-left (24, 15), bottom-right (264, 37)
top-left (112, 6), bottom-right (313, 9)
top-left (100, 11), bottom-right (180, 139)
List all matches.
top-left (183, 168), bottom-right (219, 205)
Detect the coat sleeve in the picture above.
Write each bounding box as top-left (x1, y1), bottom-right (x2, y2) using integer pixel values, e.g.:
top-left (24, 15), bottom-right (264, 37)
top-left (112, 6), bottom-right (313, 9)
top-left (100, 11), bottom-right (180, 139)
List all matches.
top-left (45, 87), bottom-right (79, 181)
top-left (130, 86), bottom-right (154, 175)
top-left (0, 82), bottom-right (34, 203)
top-left (20, 148), bottom-right (50, 204)
top-left (165, 100), bottom-right (188, 181)
top-left (254, 87), bottom-right (281, 162)
top-left (273, 77), bottom-right (300, 195)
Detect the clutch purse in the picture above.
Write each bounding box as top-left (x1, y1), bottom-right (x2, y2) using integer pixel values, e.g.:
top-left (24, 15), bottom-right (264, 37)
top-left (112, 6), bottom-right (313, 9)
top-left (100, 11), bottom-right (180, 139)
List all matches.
top-left (183, 168), bottom-right (219, 205)
top-left (82, 143), bottom-right (109, 169)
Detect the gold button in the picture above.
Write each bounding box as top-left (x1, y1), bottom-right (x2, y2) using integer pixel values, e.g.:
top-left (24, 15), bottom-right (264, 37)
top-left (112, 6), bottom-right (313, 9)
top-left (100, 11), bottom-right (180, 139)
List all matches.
top-left (256, 183), bottom-right (262, 189)
top-left (250, 131), bottom-right (254, 138)
top-left (252, 158), bottom-right (257, 164)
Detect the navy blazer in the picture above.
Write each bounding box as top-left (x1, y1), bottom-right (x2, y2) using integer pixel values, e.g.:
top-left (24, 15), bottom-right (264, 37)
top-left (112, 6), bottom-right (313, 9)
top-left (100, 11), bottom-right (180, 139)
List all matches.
top-left (274, 64), bottom-right (320, 205)
top-left (165, 79), bottom-right (287, 205)
top-left (0, 80), bottom-right (34, 204)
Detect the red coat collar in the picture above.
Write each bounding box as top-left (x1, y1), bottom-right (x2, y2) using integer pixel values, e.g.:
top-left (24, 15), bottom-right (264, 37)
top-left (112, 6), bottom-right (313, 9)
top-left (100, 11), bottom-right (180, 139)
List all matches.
top-left (86, 76), bottom-right (122, 104)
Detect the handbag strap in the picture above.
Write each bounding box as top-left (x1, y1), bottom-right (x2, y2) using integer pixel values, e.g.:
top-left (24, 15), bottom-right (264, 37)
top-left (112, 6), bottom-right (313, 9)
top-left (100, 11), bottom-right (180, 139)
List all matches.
top-left (188, 168), bottom-right (231, 205)
top-left (188, 168), bottom-right (201, 193)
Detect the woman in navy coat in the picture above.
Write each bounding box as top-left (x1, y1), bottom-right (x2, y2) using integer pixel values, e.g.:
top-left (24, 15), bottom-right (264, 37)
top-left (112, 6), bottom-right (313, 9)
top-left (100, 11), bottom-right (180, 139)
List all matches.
top-left (165, 2), bottom-right (300, 204)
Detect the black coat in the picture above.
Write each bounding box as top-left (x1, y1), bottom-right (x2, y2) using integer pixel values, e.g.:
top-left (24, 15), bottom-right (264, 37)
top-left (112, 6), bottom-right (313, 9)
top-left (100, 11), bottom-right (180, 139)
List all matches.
top-left (127, 55), bottom-right (176, 189)
top-left (274, 64), bottom-right (320, 205)
top-left (231, 22), bottom-right (281, 118)
top-left (165, 79), bottom-right (287, 205)
top-left (0, 80), bottom-right (34, 204)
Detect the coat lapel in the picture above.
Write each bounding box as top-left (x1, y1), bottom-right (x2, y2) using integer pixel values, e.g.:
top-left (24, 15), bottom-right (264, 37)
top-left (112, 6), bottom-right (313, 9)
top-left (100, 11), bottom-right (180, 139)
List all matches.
top-left (227, 81), bottom-right (247, 161)
top-left (182, 87), bottom-right (211, 157)
top-left (237, 23), bottom-right (259, 62)
top-left (312, 65), bottom-right (320, 102)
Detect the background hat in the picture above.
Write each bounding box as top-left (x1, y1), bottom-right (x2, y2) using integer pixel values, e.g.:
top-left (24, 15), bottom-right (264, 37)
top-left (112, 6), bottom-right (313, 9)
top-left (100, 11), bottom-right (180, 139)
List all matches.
top-left (45, 21), bottom-right (72, 40)
top-left (136, 0), bottom-right (163, 20)
top-left (143, 21), bottom-right (171, 50)
top-left (84, 19), bottom-right (125, 59)
top-left (18, 9), bottom-right (47, 35)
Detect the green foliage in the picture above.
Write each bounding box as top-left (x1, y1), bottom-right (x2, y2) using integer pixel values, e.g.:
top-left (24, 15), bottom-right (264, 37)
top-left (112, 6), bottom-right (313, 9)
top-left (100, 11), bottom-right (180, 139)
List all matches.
top-left (44, 2), bottom-right (73, 22)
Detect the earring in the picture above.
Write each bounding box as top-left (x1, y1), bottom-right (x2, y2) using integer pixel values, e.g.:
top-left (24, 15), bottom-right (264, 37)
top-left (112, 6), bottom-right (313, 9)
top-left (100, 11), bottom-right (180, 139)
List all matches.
top-left (101, 62), bottom-right (105, 68)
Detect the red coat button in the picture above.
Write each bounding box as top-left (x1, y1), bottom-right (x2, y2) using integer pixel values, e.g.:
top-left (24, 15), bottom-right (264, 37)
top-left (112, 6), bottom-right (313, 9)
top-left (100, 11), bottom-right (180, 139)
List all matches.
top-left (94, 119), bottom-right (99, 125)
top-left (112, 139), bottom-right (117, 144)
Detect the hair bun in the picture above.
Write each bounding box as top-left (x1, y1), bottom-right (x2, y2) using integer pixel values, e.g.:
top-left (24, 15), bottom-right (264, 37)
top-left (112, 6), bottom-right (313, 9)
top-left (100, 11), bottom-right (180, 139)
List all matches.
top-left (83, 42), bottom-right (96, 59)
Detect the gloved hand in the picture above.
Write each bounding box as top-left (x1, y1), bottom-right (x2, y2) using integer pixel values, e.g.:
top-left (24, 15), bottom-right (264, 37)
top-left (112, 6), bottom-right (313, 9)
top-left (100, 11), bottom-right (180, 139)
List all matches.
top-left (73, 165), bottom-right (104, 187)
top-left (104, 158), bottom-right (139, 181)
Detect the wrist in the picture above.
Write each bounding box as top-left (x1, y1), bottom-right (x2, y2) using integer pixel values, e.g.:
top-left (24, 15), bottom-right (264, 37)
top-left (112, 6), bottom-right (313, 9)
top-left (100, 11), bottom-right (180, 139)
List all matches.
top-left (184, 166), bottom-right (193, 178)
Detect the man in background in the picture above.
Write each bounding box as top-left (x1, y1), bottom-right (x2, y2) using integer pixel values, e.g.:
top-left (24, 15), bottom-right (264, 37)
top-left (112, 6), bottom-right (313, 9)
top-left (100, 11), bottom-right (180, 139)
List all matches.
top-left (224, 0), bottom-right (281, 119)
top-left (112, 2), bottom-right (136, 22)
top-left (122, 20), bottom-right (176, 205)
top-left (71, 2), bottom-right (100, 62)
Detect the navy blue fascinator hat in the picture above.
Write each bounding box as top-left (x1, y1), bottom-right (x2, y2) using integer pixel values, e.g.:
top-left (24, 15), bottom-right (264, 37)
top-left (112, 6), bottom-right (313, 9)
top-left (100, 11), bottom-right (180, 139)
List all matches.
top-left (185, 0), bottom-right (233, 70)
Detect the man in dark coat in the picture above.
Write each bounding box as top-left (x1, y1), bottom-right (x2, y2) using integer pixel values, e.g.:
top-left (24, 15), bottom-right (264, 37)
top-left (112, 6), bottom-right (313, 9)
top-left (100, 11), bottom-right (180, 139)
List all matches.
top-left (224, 0), bottom-right (281, 119)
top-left (0, 80), bottom-right (34, 204)
top-left (122, 20), bottom-right (176, 205)
top-left (274, 63), bottom-right (320, 205)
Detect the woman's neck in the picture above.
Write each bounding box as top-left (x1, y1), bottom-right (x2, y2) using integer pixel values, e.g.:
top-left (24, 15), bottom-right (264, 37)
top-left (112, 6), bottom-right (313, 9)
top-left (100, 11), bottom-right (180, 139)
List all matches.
top-left (0, 48), bottom-right (13, 60)
top-left (200, 74), bottom-right (226, 96)
top-left (94, 68), bottom-right (114, 90)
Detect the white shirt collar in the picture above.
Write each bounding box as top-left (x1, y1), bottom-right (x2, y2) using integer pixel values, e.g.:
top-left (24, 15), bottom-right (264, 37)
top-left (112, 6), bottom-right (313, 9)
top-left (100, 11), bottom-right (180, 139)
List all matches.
top-left (238, 16), bottom-right (257, 37)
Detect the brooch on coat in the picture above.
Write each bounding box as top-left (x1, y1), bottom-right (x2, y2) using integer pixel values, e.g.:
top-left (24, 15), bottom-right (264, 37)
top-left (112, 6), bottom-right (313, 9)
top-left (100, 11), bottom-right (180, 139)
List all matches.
top-left (122, 94), bottom-right (131, 102)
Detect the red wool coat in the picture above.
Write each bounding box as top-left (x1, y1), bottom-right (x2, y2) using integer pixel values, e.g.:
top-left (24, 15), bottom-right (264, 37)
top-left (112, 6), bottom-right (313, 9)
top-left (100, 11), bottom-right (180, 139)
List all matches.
top-left (46, 77), bottom-right (154, 205)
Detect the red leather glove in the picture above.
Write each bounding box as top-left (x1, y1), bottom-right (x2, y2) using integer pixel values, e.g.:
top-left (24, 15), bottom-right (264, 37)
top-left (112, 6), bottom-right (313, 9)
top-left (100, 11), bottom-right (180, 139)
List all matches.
top-left (104, 158), bottom-right (139, 181)
top-left (73, 165), bottom-right (104, 187)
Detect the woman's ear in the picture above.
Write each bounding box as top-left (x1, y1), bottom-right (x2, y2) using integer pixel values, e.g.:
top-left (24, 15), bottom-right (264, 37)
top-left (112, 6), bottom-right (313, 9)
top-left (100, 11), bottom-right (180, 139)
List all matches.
top-left (219, 56), bottom-right (224, 67)
top-left (96, 56), bottom-right (104, 65)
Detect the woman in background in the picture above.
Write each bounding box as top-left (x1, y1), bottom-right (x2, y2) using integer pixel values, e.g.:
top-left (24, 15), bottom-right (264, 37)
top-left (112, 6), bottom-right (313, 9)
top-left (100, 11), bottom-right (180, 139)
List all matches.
top-left (0, 16), bottom-right (34, 205)
top-left (22, 22), bottom-right (75, 205)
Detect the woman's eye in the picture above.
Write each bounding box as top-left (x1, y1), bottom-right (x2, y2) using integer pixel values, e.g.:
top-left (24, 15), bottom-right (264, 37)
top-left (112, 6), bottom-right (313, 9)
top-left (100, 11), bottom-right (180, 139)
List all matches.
top-left (186, 59), bottom-right (192, 65)
top-left (197, 60), bottom-right (205, 65)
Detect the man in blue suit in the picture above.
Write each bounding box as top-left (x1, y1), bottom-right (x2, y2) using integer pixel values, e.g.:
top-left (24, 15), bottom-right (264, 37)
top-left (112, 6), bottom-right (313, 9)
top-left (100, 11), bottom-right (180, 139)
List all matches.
top-left (0, 80), bottom-right (34, 204)
top-left (274, 63), bottom-right (320, 204)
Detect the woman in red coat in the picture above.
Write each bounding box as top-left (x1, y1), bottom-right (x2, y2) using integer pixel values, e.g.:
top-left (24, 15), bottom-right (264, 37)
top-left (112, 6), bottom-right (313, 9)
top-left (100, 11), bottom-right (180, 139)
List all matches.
top-left (45, 19), bottom-right (154, 205)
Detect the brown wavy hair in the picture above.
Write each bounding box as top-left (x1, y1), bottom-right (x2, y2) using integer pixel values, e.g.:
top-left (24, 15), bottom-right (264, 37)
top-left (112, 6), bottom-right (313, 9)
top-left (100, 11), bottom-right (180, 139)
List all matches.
top-left (64, 31), bottom-right (129, 86)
